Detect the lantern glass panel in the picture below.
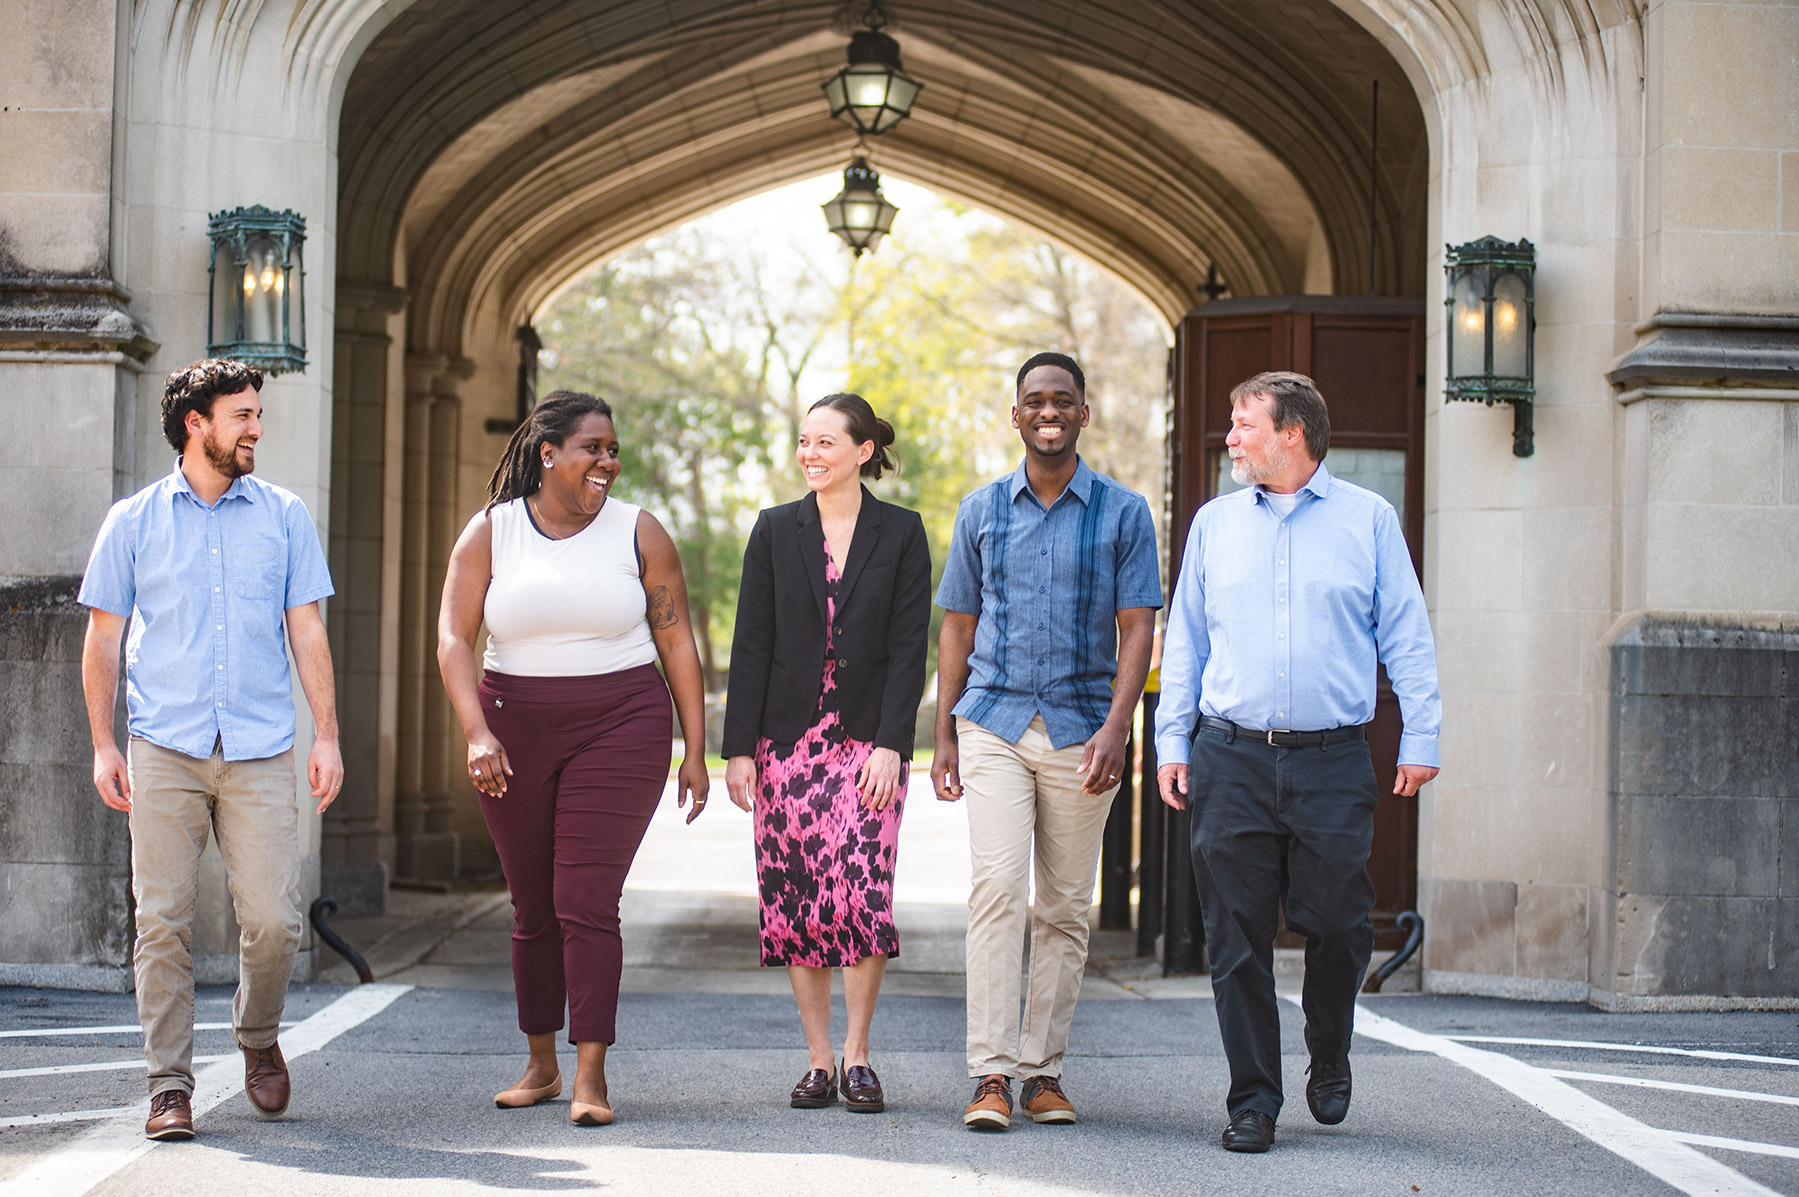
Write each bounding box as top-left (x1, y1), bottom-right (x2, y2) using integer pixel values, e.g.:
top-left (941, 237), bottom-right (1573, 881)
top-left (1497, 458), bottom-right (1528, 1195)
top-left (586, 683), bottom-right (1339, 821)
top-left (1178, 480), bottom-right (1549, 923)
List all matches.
top-left (211, 241), bottom-right (240, 346)
top-left (847, 65), bottom-right (891, 110)
top-left (243, 233), bottom-right (282, 344)
top-left (1450, 270), bottom-right (1485, 379)
top-left (1491, 271), bottom-right (1527, 378)
top-left (876, 75), bottom-right (919, 132)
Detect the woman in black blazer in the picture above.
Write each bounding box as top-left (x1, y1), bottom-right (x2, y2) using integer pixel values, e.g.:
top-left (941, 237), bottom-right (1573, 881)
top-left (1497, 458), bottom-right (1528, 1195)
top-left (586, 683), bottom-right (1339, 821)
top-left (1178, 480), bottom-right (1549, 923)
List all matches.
top-left (723, 393), bottom-right (931, 1114)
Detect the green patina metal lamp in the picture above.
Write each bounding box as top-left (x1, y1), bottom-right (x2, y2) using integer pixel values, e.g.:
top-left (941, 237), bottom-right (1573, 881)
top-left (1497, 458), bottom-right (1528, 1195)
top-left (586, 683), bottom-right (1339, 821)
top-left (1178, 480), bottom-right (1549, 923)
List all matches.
top-left (822, 158), bottom-right (899, 257)
top-left (821, 4), bottom-right (922, 137)
top-left (1445, 235), bottom-right (1535, 456)
top-left (207, 206), bottom-right (307, 375)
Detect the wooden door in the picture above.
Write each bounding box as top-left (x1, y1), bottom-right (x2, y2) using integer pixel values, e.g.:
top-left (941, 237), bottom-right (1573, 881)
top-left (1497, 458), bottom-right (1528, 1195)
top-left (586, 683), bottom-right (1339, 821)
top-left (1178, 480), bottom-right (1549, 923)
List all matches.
top-left (1171, 296), bottom-right (1426, 949)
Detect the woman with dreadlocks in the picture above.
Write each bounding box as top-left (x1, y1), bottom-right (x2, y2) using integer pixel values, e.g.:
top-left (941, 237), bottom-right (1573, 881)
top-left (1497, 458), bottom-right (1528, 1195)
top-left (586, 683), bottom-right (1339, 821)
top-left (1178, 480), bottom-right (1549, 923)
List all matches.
top-left (436, 390), bottom-right (710, 1127)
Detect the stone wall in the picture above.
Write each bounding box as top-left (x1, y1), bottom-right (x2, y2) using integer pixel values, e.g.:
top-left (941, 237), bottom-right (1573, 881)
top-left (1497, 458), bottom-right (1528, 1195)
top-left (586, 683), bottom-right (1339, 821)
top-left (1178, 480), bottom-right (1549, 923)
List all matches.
top-left (1601, 618), bottom-right (1799, 1008)
top-left (0, 578), bottom-right (133, 990)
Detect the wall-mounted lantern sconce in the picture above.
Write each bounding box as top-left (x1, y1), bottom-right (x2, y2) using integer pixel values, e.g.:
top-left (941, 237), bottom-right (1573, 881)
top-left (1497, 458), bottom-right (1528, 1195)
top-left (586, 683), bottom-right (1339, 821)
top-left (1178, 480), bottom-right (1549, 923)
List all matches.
top-left (822, 157), bottom-right (899, 257)
top-left (1445, 235), bottom-right (1534, 456)
top-left (821, 5), bottom-right (922, 137)
top-left (208, 206), bottom-right (307, 375)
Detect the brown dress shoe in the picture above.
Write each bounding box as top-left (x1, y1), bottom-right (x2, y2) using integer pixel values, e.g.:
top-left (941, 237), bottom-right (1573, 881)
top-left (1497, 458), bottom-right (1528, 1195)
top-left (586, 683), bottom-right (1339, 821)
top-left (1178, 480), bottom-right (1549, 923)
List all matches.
top-left (1021, 1075), bottom-right (1077, 1123)
top-left (145, 1089), bottom-right (195, 1140)
top-left (963, 1074), bottom-right (1012, 1131)
top-left (242, 1042), bottom-right (290, 1119)
top-left (842, 1060), bottom-right (885, 1113)
top-left (790, 1066), bottom-right (838, 1108)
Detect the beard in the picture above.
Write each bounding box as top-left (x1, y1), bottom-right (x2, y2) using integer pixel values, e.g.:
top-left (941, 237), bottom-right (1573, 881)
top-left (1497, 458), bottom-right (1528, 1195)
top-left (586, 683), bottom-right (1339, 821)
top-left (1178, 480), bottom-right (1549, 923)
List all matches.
top-left (1230, 444), bottom-right (1291, 486)
top-left (202, 428), bottom-right (252, 479)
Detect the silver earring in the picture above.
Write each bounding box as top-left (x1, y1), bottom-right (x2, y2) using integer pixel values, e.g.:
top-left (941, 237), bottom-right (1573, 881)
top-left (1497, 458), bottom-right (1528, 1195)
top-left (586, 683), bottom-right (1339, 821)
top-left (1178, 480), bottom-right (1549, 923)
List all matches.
top-left (542, 458), bottom-right (553, 469)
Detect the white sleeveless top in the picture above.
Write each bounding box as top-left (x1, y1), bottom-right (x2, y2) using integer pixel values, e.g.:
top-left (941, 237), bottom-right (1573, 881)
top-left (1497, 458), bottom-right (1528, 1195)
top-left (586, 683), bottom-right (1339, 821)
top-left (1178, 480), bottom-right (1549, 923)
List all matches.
top-left (482, 496), bottom-right (659, 677)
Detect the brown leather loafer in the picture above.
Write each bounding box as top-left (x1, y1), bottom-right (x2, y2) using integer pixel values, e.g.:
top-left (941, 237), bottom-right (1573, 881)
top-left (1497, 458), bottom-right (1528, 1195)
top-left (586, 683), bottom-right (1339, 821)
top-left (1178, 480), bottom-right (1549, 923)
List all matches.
top-left (242, 1041), bottom-right (290, 1119)
top-left (842, 1060), bottom-right (885, 1113)
top-left (790, 1065), bottom-right (838, 1108)
top-left (145, 1089), bottom-right (195, 1140)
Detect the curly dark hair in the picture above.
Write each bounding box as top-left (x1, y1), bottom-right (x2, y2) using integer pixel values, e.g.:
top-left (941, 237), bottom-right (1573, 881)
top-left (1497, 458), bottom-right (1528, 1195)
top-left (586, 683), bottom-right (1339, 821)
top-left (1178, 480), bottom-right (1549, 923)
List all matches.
top-left (486, 390), bottom-right (616, 509)
top-left (1015, 351), bottom-right (1085, 395)
top-left (161, 359), bottom-right (264, 452)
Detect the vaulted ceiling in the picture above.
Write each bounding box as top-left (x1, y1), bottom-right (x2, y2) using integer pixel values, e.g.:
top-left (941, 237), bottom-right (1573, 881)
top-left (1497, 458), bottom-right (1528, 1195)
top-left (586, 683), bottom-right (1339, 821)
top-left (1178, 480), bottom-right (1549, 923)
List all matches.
top-left (335, 0), bottom-right (1429, 354)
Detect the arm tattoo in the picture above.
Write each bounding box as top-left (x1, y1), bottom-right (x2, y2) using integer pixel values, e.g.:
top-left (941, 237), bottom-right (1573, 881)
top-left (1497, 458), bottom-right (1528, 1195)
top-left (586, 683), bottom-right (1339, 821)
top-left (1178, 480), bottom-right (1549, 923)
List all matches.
top-left (646, 584), bottom-right (679, 630)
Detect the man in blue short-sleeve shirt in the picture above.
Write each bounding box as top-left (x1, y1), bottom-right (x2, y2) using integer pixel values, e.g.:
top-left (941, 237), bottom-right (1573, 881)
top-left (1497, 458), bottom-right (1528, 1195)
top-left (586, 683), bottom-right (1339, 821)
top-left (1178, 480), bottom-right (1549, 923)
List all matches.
top-left (932, 352), bottom-right (1162, 1131)
top-left (79, 359), bottom-right (342, 1141)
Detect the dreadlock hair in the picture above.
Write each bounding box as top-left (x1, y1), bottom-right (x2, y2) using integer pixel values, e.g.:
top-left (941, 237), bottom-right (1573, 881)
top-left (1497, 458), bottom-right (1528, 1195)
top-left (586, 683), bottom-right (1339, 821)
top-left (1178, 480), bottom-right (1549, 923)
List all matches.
top-left (486, 390), bottom-right (615, 510)
top-left (1015, 351), bottom-right (1085, 396)
top-left (809, 392), bottom-right (899, 479)
top-left (161, 358), bottom-right (264, 452)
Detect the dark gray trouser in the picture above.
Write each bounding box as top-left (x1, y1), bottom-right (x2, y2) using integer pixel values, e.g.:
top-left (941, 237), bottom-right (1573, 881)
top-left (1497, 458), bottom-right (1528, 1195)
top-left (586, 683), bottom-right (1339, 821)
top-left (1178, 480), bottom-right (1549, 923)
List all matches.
top-left (1187, 723), bottom-right (1377, 1121)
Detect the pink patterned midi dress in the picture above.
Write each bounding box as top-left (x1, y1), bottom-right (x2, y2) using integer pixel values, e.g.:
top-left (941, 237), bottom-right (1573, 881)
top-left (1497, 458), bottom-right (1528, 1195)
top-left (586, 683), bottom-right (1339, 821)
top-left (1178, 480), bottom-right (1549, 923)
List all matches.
top-left (752, 552), bottom-right (906, 967)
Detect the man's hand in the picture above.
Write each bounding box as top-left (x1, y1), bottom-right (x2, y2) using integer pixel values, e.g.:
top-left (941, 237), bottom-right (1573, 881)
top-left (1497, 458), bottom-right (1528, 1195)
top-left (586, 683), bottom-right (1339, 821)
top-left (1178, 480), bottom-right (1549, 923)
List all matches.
top-left (308, 736), bottom-right (345, 813)
top-left (93, 745), bottom-right (132, 812)
top-left (1157, 762), bottom-right (1188, 811)
top-left (1076, 722), bottom-right (1130, 796)
top-left (931, 734), bottom-right (962, 802)
top-left (1394, 764), bottom-right (1439, 797)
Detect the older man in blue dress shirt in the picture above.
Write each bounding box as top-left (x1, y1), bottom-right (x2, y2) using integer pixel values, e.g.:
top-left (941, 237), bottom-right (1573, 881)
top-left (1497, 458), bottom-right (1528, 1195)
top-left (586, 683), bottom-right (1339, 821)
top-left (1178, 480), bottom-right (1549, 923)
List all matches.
top-left (933, 352), bottom-right (1162, 1131)
top-left (1156, 371), bottom-right (1441, 1154)
top-left (79, 359), bottom-right (342, 1142)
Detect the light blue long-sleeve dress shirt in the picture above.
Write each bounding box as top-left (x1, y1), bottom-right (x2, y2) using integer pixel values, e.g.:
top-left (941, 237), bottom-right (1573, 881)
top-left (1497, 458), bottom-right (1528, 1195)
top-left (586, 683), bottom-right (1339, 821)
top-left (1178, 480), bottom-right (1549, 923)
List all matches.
top-left (78, 461), bottom-right (335, 761)
top-left (1154, 462), bottom-right (1440, 768)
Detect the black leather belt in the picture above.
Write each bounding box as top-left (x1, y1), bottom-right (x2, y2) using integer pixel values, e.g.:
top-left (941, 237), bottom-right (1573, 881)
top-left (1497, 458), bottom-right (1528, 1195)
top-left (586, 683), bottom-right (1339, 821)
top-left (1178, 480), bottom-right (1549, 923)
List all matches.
top-left (1197, 716), bottom-right (1366, 748)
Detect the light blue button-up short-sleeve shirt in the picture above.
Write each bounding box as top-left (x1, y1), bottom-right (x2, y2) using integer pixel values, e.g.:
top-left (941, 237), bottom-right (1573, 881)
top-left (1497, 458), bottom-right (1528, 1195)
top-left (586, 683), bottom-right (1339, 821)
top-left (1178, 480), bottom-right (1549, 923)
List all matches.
top-left (78, 461), bottom-right (335, 761)
top-left (936, 457), bottom-right (1163, 749)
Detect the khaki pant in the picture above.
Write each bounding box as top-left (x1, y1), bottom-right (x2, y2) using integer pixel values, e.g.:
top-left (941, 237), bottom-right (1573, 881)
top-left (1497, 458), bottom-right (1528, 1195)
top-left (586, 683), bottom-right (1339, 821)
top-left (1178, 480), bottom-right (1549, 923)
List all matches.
top-left (127, 737), bottom-right (302, 1097)
top-left (960, 715), bottom-right (1119, 1079)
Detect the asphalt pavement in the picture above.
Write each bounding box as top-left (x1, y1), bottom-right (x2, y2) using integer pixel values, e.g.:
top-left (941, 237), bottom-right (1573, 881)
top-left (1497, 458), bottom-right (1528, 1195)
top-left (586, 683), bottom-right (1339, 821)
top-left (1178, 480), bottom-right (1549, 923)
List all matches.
top-left (2, 776), bottom-right (1796, 1196)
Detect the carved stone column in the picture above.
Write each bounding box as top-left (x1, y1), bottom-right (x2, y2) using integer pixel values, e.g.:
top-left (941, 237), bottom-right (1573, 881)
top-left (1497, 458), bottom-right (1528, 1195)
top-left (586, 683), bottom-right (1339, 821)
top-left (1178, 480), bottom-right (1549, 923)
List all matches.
top-left (322, 282), bottom-right (406, 914)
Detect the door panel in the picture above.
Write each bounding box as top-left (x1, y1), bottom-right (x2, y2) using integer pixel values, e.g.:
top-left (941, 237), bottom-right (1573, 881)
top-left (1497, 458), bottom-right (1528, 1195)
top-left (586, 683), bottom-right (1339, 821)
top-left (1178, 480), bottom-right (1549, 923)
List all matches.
top-left (1173, 296), bottom-right (1426, 949)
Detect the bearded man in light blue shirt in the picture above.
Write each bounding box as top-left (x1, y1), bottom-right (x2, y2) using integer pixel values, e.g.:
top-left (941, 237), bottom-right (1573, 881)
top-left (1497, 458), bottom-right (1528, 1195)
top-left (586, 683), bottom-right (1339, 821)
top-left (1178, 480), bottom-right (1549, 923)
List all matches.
top-left (1155, 371), bottom-right (1441, 1155)
top-left (79, 359), bottom-right (341, 1142)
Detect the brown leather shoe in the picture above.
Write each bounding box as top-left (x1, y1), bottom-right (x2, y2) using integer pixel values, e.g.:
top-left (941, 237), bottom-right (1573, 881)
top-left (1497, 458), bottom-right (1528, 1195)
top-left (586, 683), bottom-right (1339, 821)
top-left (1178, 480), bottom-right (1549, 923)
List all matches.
top-left (842, 1060), bottom-right (885, 1113)
top-left (145, 1089), bottom-right (195, 1140)
top-left (963, 1074), bottom-right (1012, 1131)
top-left (790, 1065), bottom-right (838, 1108)
top-left (1021, 1074), bottom-right (1077, 1123)
top-left (242, 1041), bottom-right (290, 1119)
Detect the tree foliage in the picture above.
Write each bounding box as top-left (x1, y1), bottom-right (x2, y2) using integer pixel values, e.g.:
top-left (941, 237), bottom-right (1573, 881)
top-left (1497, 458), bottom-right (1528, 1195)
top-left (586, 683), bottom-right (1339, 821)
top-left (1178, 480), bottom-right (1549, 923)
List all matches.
top-left (537, 186), bottom-right (1170, 693)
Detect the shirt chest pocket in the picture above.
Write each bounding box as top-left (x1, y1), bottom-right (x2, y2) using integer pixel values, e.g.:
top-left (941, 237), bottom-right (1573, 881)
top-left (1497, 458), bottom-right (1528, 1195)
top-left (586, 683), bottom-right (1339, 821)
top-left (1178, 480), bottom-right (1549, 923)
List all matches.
top-left (231, 544), bottom-right (283, 602)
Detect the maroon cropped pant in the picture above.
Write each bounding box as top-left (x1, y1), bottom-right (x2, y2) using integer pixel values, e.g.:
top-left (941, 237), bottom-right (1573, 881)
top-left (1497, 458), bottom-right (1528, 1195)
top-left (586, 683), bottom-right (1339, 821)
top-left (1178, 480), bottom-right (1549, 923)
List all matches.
top-left (478, 663), bottom-right (672, 1044)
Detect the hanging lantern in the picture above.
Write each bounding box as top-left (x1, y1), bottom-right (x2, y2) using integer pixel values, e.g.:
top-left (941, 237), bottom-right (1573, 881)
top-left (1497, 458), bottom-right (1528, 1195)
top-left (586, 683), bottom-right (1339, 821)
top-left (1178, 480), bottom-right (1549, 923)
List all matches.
top-left (822, 158), bottom-right (899, 257)
top-left (1445, 235), bottom-right (1535, 456)
top-left (207, 206), bottom-right (307, 375)
top-left (821, 23), bottom-right (922, 137)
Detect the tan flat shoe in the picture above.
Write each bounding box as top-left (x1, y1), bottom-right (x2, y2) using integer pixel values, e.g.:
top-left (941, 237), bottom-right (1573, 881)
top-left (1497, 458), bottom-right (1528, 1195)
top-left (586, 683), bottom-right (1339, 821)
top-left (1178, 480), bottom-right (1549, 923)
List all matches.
top-left (570, 1100), bottom-right (614, 1126)
top-left (494, 1073), bottom-right (562, 1108)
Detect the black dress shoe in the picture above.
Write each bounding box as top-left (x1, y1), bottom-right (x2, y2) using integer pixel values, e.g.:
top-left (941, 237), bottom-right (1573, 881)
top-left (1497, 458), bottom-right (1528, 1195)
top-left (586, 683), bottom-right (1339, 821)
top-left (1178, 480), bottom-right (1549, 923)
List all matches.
top-left (790, 1066), bottom-right (838, 1108)
top-left (842, 1060), bottom-right (885, 1113)
top-left (1222, 1109), bottom-right (1275, 1153)
top-left (1306, 1056), bottom-right (1351, 1125)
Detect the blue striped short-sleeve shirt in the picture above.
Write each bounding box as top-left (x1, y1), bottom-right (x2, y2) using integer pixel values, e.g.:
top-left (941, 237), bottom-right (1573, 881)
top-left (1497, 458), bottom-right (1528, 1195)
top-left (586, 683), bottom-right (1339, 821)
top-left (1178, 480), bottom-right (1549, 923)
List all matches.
top-left (935, 457), bottom-right (1162, 749)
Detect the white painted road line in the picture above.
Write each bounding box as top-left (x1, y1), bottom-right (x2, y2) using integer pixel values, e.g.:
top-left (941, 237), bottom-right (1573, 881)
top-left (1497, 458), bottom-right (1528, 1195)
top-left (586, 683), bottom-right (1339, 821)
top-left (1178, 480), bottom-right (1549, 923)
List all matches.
top-left (1341, 1001), bottom-right (1784, 1197)
top-left (0, 1109), bottom-right (129, 1130)
top-left (1544, 1068), bottom-right (1799, 1107)
top-left (1448, 1036), bottom-right (1799, 1068)
top-left (0, 984), bottom-right (412, 1197)
top-left (1660, 1132), bottom-right (1799, 1161)
top-left (0, 1054), bottom-right (231, 1081)
top-left (0, 1021), bottom-right (288, 1040)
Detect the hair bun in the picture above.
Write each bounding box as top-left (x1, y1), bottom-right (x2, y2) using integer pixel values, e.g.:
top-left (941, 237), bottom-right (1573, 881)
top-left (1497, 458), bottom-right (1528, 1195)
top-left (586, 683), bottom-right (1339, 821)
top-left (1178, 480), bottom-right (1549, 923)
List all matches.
top-left (873, 417), bottom-right (896, 447)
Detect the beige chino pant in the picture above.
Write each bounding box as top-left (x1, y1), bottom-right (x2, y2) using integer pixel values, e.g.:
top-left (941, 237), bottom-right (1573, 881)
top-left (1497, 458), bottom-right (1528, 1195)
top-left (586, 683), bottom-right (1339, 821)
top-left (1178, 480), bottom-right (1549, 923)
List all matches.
top-left (127, 737), bottom-right (303, 1097)
top-left (959, 715), bottom-right (1120, 1079)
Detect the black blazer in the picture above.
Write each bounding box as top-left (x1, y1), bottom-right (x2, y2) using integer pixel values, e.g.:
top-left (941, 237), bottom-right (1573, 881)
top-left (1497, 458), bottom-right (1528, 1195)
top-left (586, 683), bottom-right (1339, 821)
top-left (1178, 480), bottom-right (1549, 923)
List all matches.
top-left (723, 488), bottom-right (932, 759)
